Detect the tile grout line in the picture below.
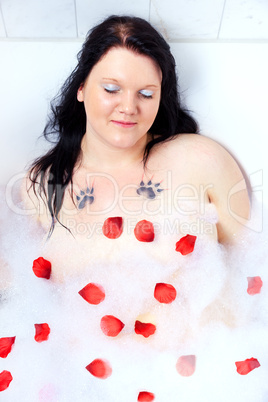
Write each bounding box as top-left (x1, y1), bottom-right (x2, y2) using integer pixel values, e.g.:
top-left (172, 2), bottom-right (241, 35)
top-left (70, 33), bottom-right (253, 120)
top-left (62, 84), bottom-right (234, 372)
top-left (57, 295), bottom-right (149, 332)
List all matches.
top-left (148, 0), bottom-right (152, 21)
top-left (0, 37), bottom-right (84, 43)
top-left (0, 3), bottom-right (8, 37)
top-left (1, 37), bottom-right (268, 44)
top-left (74, 0), bottom-right (79, 38)
top-left (217, 0), bottom-right (227, 39)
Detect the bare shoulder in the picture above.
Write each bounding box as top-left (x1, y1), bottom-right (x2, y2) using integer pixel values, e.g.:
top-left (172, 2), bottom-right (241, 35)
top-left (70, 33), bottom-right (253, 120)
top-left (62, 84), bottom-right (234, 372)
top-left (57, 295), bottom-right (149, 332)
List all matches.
top-left (158, 134), bottom-right (245, 181)
top-left (155, 134), bottom-right (251, 245)
top-left (158, 133), bottom-right (236, 164)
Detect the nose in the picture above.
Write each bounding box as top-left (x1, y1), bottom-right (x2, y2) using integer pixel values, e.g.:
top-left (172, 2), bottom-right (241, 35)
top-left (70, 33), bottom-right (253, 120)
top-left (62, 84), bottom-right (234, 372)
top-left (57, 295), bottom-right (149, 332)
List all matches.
top-left (118, 92), bottom-right (137, 115)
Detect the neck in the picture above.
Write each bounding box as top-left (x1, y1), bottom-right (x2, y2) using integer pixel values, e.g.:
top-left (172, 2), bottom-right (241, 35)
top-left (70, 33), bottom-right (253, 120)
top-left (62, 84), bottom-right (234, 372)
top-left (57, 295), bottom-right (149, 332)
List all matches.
top-left (80, 134), bottom-right (149, 171)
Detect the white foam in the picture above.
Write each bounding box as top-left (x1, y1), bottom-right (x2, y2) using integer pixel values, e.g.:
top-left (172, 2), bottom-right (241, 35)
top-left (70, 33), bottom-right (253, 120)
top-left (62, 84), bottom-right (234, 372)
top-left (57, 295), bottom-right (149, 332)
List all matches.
top-left (1, 192), bottom-right (268, 401)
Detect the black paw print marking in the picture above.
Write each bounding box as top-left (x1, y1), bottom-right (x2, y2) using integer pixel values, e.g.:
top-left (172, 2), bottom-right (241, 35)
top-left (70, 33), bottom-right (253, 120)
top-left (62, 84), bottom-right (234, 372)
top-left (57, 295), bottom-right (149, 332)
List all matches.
top-left (137, 179), bottom-right (164, 200)
top-left (76, 187), bottom-right (94, 209)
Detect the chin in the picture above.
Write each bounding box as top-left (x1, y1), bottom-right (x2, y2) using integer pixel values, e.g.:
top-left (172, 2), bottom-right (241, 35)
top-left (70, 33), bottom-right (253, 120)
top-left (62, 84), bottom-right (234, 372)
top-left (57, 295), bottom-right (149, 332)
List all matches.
top-left (109, 137), bottom-right (142, 150)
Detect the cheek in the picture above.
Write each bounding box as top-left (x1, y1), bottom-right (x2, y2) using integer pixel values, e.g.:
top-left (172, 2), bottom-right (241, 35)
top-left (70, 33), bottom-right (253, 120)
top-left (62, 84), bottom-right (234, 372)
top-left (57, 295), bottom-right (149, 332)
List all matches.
top-left (96, 94), bottom-right (117, 115)
top-left (85, 99), bottom-right (112, 123)
top-left (144, 101), bottom-right (160, 123)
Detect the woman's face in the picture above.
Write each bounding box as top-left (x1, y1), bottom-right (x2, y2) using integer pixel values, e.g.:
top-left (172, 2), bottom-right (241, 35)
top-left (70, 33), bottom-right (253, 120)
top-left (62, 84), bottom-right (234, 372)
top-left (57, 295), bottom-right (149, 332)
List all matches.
top-left (77, 47), bottom-right (162, 153)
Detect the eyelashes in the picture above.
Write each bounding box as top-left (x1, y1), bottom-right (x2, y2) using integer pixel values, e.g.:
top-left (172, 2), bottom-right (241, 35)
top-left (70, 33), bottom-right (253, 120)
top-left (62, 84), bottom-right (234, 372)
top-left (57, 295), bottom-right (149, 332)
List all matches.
top-left (139, 89), bottom-right (154, 99)
top-left (103, 84), bottom-right (120, 93)
top-left (102, 85), bottom-right (154, 99)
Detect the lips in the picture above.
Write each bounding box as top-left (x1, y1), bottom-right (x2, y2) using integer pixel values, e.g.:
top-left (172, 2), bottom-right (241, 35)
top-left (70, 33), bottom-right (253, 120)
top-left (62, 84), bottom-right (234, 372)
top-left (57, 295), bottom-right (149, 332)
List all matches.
top-left (111, 120), bottom-right (137, 128)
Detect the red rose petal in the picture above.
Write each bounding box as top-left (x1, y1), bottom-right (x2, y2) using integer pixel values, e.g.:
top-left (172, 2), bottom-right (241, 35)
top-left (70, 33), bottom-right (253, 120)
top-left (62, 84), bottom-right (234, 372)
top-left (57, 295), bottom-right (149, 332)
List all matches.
top-left (32, 257), bottom-right (51, 279)
top-left (134, 220), bottom-right (155, 242)
top-left (134, 321), bottom-right (156, 338)
top-left (0, 370), bottom-right (13, 392)
top-left (247, 276), bottom-right (263, 295)
top-left (102, 217), bottom-right (123, 239)
top-left (100, 315), bottom-right (125, 337)
top-left (78, 283), bottom-right (105, 305)
top-left (0, 337), bottom-right (16, 358)
top-left (86, 358), bottom-right (112, 379)
top-left (235, 358), bottom-right (260, 375)
top-left (34, 323), bottom-right (50, 342)
top-left (138, 391), bottom-right (155, 401)
top-left (176, 355), bottom-right (196, 377)
top-left (175, 234), bottom-right (196, 255)
top-left (154, 283), bottom-right (177, 304)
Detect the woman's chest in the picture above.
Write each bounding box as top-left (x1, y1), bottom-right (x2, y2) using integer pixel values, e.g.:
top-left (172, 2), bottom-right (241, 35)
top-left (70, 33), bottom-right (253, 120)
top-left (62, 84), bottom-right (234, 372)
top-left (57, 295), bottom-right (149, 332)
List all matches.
top-left (59, 164), bottom-right (212, 231)
top-left (42, 201), bottom-right (218, 284)
top-left (41, 158), bottom-right (218, 281)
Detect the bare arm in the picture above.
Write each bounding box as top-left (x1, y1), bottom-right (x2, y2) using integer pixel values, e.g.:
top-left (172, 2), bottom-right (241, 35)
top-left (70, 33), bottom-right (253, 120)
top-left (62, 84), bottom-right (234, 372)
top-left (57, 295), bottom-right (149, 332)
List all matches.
top-left (204, 138), bottom-right (250, 244)
top-left (167, 134), bottom-right (250, 245)
top-left (20, 173), bottom-right (51, 229)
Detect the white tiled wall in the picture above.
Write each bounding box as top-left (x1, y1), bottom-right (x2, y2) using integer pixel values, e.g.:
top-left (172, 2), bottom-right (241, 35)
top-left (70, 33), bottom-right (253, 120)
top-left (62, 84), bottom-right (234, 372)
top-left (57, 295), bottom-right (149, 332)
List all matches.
top-left (0, 5), bottom-right (6, 37)
top-left (150, 0), bottom-right (225, 40)
top-left (0, 0), bottom-right (267, 39)
top-left (1, 0), bottom-right (77, 38)
top-left (76, 0), bottom-right (150, 37)
top-left (0, 0), bottom-right (267, 204)
top-left (220, 0), bottom-right (268, 39)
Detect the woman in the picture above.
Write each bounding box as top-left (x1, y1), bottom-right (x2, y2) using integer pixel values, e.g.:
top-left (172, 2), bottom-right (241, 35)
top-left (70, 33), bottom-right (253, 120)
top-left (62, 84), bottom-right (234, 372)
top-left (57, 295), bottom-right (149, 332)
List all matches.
top-left (1, 15), bottom-right (264, 402)
top-left (27, 15), bottom-right (249, 243)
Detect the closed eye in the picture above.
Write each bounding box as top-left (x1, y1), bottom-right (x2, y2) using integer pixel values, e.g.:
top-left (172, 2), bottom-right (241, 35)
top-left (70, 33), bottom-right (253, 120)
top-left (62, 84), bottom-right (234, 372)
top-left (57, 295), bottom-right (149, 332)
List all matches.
top-left (139, 89), bottom-right (154, 99)
top-left (103, 84), bottom-right (120, 94)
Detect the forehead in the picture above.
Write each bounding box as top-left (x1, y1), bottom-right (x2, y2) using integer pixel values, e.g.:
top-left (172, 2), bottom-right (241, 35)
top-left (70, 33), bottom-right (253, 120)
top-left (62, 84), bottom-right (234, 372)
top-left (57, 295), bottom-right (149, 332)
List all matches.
top-left (88, 47), bottom-right (162, 84)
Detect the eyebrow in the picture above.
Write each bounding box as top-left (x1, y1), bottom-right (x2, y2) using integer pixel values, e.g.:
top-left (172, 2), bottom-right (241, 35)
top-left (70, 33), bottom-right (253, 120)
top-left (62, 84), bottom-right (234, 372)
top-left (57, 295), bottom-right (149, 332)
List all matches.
top-left (102, 77), bottom-right (159, 88)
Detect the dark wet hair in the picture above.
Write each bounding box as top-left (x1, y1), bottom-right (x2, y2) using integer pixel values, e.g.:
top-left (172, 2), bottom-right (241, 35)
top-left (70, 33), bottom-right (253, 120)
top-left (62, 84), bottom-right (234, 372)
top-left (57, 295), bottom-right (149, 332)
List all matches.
top-left (29, 15), bottom-right (198, 235)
